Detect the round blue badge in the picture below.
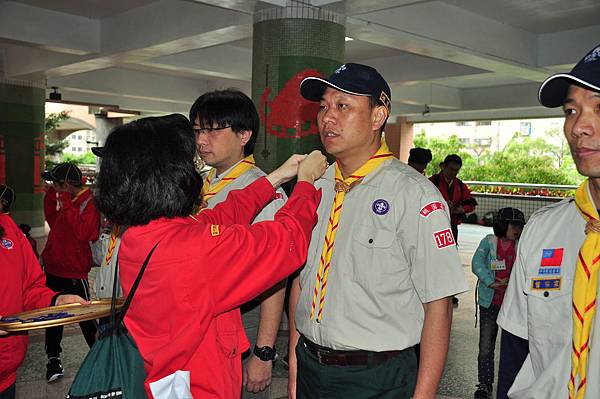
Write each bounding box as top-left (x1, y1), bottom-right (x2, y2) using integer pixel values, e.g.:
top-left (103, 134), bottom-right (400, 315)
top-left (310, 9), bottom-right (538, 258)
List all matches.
top-left (372, 199), bottom-right (390, 215)
top-left (1, 238), bottom-right (14, 250)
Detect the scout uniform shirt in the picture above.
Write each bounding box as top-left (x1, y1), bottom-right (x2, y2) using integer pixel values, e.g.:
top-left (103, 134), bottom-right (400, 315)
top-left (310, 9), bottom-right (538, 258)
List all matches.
top-left (205, 162), bottom-right (287, 224)
top-left (497, 199), bottom-right (599, 398)
top-left (296, 158), bottom-right (468, 351)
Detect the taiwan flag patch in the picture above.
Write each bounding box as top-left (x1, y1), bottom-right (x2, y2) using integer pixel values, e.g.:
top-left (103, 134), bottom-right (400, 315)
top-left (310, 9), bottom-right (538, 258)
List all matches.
top-left (540, 248), bottom-right (564, 267)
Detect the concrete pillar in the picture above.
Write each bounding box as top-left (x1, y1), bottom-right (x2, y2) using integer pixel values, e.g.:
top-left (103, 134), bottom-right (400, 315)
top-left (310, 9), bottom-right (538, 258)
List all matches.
top-left (252, 3), bottom-right (345, 172)
top-left (397, 116), bottom-right (414, 163)
top-left (0, 79), bottom-right (45, 227)
top-left (383, 123), bottom-right (401, 159)
top-left (94, 113), bottom-right (123, 148)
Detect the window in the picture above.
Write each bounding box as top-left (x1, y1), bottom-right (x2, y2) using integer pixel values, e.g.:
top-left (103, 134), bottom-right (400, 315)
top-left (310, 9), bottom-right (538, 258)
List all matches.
top-left (71, 146), bottom-right (76, 151)
top-left (456, 121), bottom-right (471, 127)
top-left (474, 138), bottom-right (492, 146)
top-left (476, 120), bottom-right (491, 126)
top-left (78, 147), bottom-right (83, 152)
top-left (520, 122), bottom-right (531, 136)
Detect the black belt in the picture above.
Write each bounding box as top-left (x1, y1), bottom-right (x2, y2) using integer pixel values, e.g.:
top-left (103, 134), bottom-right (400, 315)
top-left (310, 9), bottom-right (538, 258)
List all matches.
top-left (302, 337), bottom-right (403, 366)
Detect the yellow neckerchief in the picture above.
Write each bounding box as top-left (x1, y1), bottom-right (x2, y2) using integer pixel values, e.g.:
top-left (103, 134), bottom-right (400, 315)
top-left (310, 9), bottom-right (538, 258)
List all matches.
top-left (310, 141), bottom-right (394, 322)
top-left (103, 225), bottom-right (121, 266)
top-left (201, 155), bottom-right (255, 202)
top-left (570, 180), bottom-right (600, 399)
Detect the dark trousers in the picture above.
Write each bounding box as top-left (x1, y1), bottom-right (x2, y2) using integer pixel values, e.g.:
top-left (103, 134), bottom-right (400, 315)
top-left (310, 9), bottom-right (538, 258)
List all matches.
top-left (0, 384), bottom-right (15, 399)
top-left (497, 329), bottom-right (529, 399)
top-left (477, 304), bottom-right (501, 387)
top-left (45, 273), bottom-right (96, 358)
top-left (296, 337), bottom-right (417, 399)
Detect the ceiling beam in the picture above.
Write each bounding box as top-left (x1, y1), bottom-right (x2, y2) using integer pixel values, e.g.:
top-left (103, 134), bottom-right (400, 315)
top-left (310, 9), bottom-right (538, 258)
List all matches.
top-left (0, 0), bottom-right (100, 55)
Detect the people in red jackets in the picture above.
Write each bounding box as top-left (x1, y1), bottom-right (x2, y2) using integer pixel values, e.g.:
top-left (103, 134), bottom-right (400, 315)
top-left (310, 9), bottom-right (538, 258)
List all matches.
top-left (94, 114), bottom-right (327, 399)
top-left (429, 154), bottom-right (477, 242)
top-left (40, 163), bottom-right (100, 383)
top-left (0, 213), bottom-right (87, 399)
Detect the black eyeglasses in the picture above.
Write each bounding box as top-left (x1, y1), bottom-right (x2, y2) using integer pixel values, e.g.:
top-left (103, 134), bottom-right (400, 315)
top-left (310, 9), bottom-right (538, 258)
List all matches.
top-left (194, 125), bottom-right (232, 136)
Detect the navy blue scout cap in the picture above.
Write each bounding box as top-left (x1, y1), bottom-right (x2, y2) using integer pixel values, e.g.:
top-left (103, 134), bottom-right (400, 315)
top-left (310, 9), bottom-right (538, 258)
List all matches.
top-left (41, 162), bottom-right (82, 186)
top-left (538, 44), bottom-right (600, 108)
top-left (300, 63), bottom-right (392, 112)
top-left (91, 146), bottom-right (104, 157)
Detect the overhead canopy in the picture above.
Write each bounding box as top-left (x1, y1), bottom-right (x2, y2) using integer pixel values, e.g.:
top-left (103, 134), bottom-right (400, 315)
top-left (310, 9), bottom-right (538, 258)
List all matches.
top-left (47, 117), bottom-right (95, 141)
top-left (2, 0), bottom-right (600, 122)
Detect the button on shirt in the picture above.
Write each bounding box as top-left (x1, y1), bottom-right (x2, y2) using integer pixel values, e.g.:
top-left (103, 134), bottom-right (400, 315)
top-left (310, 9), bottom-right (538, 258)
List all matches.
top-left (295, 159), bottom-right (468, 351)
top-left (497, 199), bottom-right (599, 398)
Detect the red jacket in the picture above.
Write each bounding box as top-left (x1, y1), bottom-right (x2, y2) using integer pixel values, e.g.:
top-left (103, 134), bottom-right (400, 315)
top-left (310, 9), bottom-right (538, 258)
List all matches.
top-left (0, 214), bottom-right (57, 391)
top-left (42, 187), bottom-right (100, 279)
top-left (430, 173), bottom-right (477, 226)
top-left (118, 178), bottom-right (320, 399)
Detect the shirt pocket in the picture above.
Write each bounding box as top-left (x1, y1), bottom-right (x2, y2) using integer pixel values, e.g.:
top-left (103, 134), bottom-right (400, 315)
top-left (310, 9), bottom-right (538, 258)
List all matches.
top-left (215, 311), bottom-right (243, 359)
top-left (525, 277), bottom-right (572, 346)
top-left (347, 224), bottom-right (408, 288)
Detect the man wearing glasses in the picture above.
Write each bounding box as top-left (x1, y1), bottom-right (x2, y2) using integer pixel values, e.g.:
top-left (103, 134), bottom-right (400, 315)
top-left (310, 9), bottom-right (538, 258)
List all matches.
top-left (190, 89), bottom-right (287, 399)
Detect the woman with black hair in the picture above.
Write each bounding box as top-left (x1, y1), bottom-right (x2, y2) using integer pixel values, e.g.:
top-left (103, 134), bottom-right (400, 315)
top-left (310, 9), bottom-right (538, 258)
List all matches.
top-left (94, 113), bottom-right (326, 398)
top-left (471, 207), bottom-right (526, 398)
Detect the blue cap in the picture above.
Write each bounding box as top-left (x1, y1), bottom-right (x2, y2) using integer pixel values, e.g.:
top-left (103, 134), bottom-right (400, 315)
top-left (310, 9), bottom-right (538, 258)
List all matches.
top-left (539, 44), bottom-right (600, 108)
top-left (300, 63), bottom-right (392, 112)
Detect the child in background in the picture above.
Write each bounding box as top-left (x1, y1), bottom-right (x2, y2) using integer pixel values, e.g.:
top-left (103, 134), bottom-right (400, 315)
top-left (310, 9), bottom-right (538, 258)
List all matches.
top-left (472, 207), bottom-right (526, 399)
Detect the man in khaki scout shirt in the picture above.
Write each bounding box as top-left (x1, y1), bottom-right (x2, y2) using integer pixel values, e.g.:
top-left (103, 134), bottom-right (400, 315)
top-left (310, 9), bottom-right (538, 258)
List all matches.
top-left (497, 44), bottom-right (600, 399)
top-left (287, 63), bottom-right (468, 399)
top-left (191, 89), bottom-right (287, 398)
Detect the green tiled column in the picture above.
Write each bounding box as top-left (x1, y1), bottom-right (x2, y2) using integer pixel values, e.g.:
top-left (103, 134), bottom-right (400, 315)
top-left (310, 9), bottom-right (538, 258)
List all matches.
top-left (252, 5), bottom-right (345, 172)
top-left (0, 80), bottom-right (45, 227)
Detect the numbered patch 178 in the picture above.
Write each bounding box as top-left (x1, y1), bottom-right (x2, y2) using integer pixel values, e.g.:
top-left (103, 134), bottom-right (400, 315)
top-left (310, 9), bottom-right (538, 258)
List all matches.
top-left (433, 228), bottom-right (456, 249)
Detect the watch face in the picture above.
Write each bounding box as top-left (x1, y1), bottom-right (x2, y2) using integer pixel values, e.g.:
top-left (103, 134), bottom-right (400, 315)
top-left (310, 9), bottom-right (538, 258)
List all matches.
top-left (254, 345), bottom-right (277, 361)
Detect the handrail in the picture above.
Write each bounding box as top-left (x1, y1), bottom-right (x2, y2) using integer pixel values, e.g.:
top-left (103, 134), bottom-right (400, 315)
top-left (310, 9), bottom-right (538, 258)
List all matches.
top-left (463, 181), bottom-right (578, 190)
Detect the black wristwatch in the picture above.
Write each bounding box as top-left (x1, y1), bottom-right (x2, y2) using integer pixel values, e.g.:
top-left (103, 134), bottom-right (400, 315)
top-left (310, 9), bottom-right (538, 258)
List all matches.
top-left (253, 345), bottom-right (277, 362)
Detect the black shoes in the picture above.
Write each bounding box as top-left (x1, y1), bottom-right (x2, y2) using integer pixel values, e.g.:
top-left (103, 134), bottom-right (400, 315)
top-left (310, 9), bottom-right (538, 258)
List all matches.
top-left (46, 357), bottom-right (64, 383)
top-left (474, 383), bottom-right (492, 399)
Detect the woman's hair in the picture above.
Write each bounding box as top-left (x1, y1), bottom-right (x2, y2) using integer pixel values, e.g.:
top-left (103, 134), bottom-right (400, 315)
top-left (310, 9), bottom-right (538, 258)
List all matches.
top-left (95, 114), bottom-right (202, 226)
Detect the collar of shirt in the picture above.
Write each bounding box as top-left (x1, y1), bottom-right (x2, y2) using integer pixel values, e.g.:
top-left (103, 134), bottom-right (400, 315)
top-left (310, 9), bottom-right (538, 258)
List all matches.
top-left (321, 159), bottom-right (392, 188)
top-left (211, 158), bottom-right (247, 185)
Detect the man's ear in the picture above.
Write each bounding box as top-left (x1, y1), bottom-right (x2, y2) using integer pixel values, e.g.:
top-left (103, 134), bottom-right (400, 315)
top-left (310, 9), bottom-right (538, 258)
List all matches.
top-left (239, 130), bottom-right (252, 146)
top-left (372, 105), bottom-right (388, 131)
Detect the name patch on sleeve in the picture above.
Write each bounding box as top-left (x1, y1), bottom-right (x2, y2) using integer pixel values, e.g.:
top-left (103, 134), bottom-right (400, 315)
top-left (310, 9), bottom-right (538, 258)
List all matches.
top-left (420, 201), bottom-right (445, 217)
top-left (434, 228), bottom-right (456, 249)
top-left (531, 277), bottom-right (561, 291)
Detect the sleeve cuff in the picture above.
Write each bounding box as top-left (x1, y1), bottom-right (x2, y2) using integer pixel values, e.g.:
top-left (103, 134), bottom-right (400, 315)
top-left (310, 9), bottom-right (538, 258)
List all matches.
top-left (291, 181), bottom-right (319, 200)
top-left (50, 292), bottom-right (63, 306)
top-left (497, 310), bottom-right (528, 339)
top-left (255, 177), bottom-right (277, 202)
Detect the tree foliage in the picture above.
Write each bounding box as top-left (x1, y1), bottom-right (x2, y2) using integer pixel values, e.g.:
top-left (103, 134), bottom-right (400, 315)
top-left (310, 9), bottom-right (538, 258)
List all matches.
top-left (413, 131), bottom-right (582, 185)
top-left (63, 151), bottom-right (96, 165)
top-left (45, 111), bottom-right (71, 169)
